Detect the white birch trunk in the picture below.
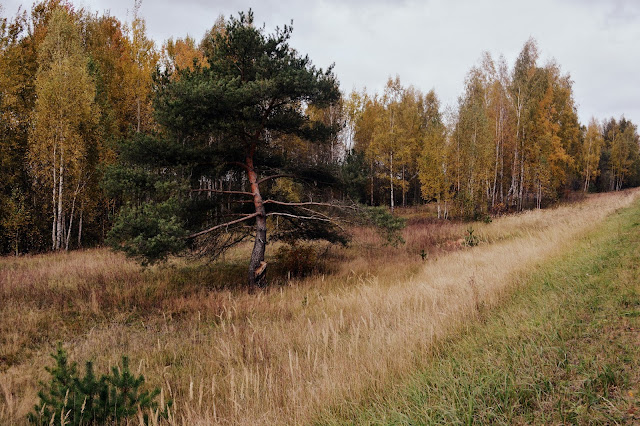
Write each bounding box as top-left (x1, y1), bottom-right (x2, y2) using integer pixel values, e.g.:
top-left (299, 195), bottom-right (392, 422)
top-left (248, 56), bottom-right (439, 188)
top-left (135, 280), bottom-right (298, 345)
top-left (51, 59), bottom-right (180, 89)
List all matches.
top-left (65, 181), bottom-right (81, 251)
top-left (56, 147), bottom-right (64, 250)
top-left (52, 144), bottom-right (57, 250)
top-left (77, 208), bottom-right (83, 248)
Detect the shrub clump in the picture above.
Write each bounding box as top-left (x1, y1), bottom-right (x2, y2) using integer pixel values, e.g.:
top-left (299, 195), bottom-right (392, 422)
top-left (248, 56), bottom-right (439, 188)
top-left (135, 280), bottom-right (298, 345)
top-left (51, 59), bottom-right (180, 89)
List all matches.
top-left (275, 242), bottom-right (319, 278)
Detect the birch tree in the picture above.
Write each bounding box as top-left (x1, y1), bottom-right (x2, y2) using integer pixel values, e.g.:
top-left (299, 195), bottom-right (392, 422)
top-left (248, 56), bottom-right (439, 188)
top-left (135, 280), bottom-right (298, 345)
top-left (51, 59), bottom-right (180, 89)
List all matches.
top-left (418, 90), bottom-right (450, 218)
top-left (369, 77), bottom-right (403, 212)
top-left (28, 7), bottom-right (97, 250)
top-left (508, 38), bottom-right (539, 210)
top-left (608, 118), bottom-right (640, 191)
top-left (452, 67), bottom-right (492, 217)
top-left (581, 118), bottom-right (603, 192)
top-left (123, 0), bottom-right (158, 133)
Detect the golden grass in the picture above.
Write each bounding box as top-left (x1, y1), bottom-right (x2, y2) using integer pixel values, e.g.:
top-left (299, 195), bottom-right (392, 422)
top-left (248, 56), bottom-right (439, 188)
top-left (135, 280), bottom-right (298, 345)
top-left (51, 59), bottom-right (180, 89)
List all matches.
top-left (1, 189), bottom-right (638, 425)
top-left (324, 191), bottom-right (640, 424)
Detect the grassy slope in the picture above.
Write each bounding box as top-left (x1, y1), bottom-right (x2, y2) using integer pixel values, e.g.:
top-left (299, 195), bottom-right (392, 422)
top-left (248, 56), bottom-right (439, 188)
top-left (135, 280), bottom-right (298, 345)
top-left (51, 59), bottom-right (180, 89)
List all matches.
top-left (318, 202), bottom-right (640, 424)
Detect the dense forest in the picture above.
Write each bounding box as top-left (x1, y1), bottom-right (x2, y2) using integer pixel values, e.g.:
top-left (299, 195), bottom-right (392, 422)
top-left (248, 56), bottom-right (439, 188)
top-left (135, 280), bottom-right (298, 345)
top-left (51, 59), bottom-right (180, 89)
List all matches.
top-left (1, 0), bottom-right (639, 259)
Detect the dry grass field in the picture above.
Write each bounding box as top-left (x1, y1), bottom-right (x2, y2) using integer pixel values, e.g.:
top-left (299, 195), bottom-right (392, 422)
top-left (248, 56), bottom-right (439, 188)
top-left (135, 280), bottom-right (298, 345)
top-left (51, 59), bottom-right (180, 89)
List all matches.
top-left (1, 189), bottom-right (638, 424)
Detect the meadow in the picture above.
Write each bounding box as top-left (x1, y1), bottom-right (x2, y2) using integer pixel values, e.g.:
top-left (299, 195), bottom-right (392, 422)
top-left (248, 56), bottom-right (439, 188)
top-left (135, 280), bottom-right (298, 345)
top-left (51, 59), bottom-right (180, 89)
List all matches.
top-left (1, 189), bottom-right (639, 424)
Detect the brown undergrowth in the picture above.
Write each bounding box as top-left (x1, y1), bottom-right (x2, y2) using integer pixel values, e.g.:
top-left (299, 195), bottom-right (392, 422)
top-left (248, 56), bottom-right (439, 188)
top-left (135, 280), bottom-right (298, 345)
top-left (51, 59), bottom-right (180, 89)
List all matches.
top-left (0, 190), bottom-right (638, 424)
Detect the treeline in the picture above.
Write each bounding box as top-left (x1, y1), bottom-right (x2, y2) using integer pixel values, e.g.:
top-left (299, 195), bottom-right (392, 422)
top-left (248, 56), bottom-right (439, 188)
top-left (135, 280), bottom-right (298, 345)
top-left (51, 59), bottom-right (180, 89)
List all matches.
top-left (0, 0), bottom-right (201, 254)
top-left (1, 2), bottom-right (639, 256)
top-left (343, 40), bottom-right (640, 218)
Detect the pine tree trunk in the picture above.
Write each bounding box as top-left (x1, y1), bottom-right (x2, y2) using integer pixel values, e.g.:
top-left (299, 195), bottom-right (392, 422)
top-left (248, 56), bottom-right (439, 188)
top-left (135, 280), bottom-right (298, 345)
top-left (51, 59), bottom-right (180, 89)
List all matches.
top-left (246, 145), bottom-right (267, 288)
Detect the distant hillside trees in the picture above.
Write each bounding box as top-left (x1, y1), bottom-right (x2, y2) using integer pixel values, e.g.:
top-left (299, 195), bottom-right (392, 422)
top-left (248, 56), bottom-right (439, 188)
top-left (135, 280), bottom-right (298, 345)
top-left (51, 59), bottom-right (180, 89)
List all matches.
top-left (0, 0), bottom-right (159, 254)
top-left (346, 38), bottom-right (639, 217)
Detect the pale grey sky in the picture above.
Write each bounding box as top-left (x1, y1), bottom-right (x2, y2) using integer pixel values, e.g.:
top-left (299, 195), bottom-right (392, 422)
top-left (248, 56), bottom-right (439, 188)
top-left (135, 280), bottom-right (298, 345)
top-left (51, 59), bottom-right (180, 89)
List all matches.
top-left (4, 0), bottom-right (640, 126)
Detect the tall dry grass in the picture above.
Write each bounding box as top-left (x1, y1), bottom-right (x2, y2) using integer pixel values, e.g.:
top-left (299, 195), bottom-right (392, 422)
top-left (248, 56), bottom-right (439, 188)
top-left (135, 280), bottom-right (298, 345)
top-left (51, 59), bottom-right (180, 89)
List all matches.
top-left (0, 189), bottom-right (638, 424)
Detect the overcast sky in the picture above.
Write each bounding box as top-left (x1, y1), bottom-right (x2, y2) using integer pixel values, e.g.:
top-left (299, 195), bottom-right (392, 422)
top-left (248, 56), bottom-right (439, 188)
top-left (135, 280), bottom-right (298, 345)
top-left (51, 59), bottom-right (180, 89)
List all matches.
top-left (4, 0), bottom-right (640, 126)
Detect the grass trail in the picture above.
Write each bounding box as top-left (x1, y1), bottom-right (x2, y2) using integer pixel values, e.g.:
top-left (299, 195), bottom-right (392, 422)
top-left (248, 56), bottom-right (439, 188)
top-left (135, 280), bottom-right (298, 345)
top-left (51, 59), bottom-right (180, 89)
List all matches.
top-left (318, 197), bottom-right (640, 424)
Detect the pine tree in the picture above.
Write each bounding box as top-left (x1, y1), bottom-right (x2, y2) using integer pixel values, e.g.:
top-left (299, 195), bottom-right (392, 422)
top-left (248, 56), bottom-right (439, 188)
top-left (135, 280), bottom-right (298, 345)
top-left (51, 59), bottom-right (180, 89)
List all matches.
top-left (30, 344), bottom-right (166, 425)
top-left (107, 11), bottom-right (345, 287)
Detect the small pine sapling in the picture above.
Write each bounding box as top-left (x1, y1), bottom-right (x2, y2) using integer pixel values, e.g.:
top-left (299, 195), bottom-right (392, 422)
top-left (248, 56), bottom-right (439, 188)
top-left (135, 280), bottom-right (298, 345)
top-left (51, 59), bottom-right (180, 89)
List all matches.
top-left (29, 344), bottom-right (169, 425)
top-left (464, 226), bottom-right (479, 247)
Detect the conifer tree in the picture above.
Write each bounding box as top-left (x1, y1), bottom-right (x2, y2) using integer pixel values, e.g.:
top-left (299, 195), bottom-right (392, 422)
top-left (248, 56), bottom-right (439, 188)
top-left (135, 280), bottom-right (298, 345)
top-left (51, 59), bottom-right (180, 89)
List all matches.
top-left (107, 11), bottom-right (345, 287)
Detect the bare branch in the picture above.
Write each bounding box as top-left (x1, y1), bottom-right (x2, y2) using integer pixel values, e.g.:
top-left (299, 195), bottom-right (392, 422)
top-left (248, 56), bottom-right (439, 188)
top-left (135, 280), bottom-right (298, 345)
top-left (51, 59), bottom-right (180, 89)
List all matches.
top-left (187, 213), bottom-right (259, 239)
top-left (299, 207), bottom-right (347, 231)
top-left (264, 199), bottom-right (356, 209)
top-left (191, 188), bottom-right (254, 197)
top-left (266, 212), bottom-right (333, 222)
top-left (299, 206), bottom-right (333, 219)
top-left (215, 213), bottom-right (259, 218)
top-left (190, 232), bottom-right (249, 259)
top-left (267, 211), bottom-right (346, 233)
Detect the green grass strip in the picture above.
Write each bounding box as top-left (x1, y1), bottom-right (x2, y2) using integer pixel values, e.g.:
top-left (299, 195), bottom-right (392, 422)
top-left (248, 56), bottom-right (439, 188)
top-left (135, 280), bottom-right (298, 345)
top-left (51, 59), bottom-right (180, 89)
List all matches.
top-left (318, 202), bottom-right (640, 425)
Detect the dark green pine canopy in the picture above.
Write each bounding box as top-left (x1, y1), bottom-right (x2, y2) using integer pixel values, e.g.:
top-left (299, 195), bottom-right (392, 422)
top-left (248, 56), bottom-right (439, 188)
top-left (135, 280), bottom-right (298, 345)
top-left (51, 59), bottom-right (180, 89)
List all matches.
top-left (107, 10), bottom-right (352, 286)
